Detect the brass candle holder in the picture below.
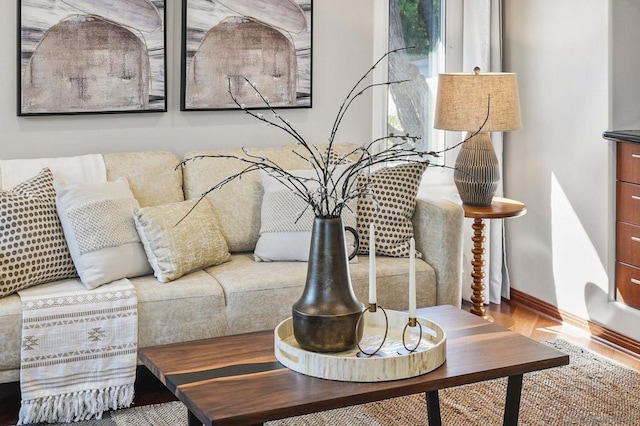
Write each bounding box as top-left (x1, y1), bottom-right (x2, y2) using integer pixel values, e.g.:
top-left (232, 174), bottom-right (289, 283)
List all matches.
top-left (398, 316), bottom-right (423, 355)
top-left (355, 303), bottom-right (388, 357)
top-left (355, 304), bottom-right (424, 357)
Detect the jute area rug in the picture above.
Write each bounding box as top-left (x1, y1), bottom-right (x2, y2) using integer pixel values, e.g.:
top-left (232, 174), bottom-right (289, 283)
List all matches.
top-left (50, 339), bottom-right (640, 426)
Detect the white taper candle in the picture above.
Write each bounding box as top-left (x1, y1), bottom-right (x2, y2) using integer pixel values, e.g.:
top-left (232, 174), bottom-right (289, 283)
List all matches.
top-left (409, 237), bottom-right (416, 319)
top-left (369, 223), bottom-right (377, 304)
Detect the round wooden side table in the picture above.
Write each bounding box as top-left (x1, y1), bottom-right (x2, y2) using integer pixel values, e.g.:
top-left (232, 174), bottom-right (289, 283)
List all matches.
top-left (462, 197), bottom-right (527, 322)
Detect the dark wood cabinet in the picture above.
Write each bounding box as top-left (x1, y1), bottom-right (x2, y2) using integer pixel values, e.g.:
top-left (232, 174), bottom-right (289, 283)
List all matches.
top-left (605, 130), bottom-right (640, 309)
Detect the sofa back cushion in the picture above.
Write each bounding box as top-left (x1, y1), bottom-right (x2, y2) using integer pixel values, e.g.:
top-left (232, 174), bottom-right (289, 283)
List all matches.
top-left (182, 143), bottom-right (358, 253)
top-left (104, 152), bottom-right (183, 207)
top-left (183, 145), bottom-right (309, 252)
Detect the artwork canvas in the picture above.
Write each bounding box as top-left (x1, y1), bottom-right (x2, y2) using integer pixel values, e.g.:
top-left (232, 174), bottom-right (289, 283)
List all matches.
top-left (181, 0), bottom-right (312, 111)
top-left (18, 0), bottom-right (166, 116)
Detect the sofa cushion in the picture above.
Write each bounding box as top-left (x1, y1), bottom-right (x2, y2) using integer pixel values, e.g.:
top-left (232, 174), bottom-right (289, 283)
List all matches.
top-left (0, 168), bottom-right (77, 298)
top-left (356, 162), bottom-right (429, 257)
top-left (205, 254), bottom-right (310, 334)
top-left (130, 271), bottom-right (228, 347)
top-left (182, 143), bottom-right (359, 253)
top-left (104, 152), bottom-right (184, 207)
top-left (205, 253), bottom-right (436, 335)
top-left (56, 178), bottom-right (152, 289)
top-left (0, 292), bottom-right (23, 381)
top-left (182, 146), bottom-right (311, 253)
top-left (134, 199), bottom-right (231, 282)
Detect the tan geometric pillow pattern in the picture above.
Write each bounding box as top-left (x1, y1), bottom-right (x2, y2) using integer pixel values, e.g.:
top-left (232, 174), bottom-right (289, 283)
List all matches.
top-left (134, 198), bottom-right (231, 283)
top-left (356, 162), bottom-right (429, 257)
top-left (0, 168), bottom-right (76, 298)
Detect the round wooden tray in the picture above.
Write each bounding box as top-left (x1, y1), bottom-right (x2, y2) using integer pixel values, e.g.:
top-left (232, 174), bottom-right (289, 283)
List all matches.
top-left (274, 309), bottom-right (446, 382)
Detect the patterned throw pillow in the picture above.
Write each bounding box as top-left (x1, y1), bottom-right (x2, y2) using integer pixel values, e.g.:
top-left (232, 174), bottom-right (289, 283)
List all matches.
top-left (356, 162), bottom-right (429, 257)
top-left (0, 168), bottom-right (76, 298)
top-left (134, 199), bottom-right (231, 282)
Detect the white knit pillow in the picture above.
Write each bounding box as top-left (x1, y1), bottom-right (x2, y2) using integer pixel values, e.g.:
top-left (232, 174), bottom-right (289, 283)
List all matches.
top-left (56, 178), bottom-right (152, 289)
top-left (356, 162), bottom-right (428, 257)
top-left (0, 168), bottom-right (76, 298)
top-left (254, 167), bottom-right (358, 262)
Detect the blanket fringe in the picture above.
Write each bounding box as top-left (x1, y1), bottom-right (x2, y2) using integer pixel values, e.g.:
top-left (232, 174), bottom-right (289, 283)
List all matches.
top-left (17, 384), bottom-right (134, 425)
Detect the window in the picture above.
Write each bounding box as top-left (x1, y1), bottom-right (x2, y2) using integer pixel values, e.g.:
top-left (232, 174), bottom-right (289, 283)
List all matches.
top-left (374, 0), bottom-right (449, 174)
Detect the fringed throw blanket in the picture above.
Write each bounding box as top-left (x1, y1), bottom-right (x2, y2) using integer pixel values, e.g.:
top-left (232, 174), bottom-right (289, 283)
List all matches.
top-left (17, 279), bottom-right (138, 425)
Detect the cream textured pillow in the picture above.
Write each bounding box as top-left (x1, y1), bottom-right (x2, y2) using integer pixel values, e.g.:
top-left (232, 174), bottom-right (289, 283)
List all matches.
top-left (134, 199), bottom-right (231, 282)
top-left (356, 162), bottom-right (429, 257)
top-left (56, 178), bottom-right (152, 289)
top-left (254, 167), bottom-right (358, 262)
top-left (0, 168), bottom-right (76, 298)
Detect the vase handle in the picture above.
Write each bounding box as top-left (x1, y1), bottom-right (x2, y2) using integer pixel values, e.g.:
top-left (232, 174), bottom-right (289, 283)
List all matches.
top-left (344, 226), bottom-right (360, 260)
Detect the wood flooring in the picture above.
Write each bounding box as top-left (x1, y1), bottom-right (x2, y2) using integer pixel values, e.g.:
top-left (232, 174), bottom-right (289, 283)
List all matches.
top-left (0, 300), bottom-right (638, 426)
top-left (481, 300), bottom-right (640, 372)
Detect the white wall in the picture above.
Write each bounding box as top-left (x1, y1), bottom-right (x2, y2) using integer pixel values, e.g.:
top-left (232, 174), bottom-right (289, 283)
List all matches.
top-left (1, 0), bottom-right (376, 160)
top-left (504, 0), bottom-right (640, 340)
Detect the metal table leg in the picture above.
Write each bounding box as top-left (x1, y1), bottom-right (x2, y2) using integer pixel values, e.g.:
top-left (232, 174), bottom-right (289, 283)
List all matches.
top-left (188, 410), bottom-right (201, 426)
top-left (426, 390), bottom-right (442, 426)
top-left (503, 374), bottom-right (524, 425)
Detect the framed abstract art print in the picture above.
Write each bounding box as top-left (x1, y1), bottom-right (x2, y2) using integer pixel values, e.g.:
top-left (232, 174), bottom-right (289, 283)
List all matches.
top-left (181, 0), bottom-right (312, 111)
top-left (18, 0), bottom-right (167, 116)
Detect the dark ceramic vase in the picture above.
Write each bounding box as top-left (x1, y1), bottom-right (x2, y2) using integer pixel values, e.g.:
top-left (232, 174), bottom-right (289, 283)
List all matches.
top-left (292, 216), bottom-right (364, 353)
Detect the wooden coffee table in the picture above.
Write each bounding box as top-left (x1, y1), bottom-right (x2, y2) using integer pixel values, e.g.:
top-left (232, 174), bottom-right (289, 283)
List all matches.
top-left (138, 305), bottom-right (568, 426)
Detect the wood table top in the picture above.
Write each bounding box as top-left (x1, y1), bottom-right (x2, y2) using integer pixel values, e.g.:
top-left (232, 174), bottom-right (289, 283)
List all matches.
top-left (138, 305), bottom-right (568, 426)
top-left (462, 197), bottom-right (527, 219)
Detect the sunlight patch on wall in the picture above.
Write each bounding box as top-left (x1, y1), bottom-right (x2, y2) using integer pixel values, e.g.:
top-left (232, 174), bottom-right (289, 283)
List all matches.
top-left (551, 172), bottom-right (608, 318)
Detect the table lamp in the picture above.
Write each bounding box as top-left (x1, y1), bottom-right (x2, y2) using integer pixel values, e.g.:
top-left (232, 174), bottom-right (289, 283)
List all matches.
top-left (434, 68), bottom-right (521, 206)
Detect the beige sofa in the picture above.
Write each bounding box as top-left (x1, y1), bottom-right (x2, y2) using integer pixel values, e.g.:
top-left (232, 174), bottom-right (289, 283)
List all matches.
top-left (0, 144), bottom-right (464, 384)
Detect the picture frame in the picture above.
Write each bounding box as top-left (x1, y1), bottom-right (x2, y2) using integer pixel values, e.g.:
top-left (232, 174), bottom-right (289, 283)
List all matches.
top-left (181, 0), bottom-right (312, 111)
top-left (17, 0), bottom-right (167, 116)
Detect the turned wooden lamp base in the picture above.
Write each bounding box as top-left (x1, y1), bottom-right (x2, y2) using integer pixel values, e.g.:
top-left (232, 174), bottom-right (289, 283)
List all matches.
top-left (462, 198), bottom-right (527, 327)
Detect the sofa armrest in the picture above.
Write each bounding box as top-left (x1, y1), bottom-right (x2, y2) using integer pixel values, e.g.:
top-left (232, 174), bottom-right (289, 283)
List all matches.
top-left (412, 195), bottom-right (464, 307)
